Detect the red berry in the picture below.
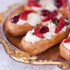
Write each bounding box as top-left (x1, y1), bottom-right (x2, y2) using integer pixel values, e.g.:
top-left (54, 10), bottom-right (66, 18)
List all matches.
top-left (55, 0), bottom-right (62, 8)
top-left (34, 27), bottom-right (44, 38)
top-left (28, 0), bottom-right (41, 7)
top-left (11, 15), bottom-right (19, 23)
top-left (63, 37), bottom-right (70, 43)
top-left (41, 10), bottom-right (50, 16)
top-left (42, 10), bottom-right (58, 22)
top-left (40, 26), bottom-right (49, 33)
top-left (55, 17), bottom-right (66, 33)
top-left (61, 0), bottom-right (67, 8)
top-left (52, 18), bottom-right (58, 22)
top-left (20, 10), bottom-right (33, 20)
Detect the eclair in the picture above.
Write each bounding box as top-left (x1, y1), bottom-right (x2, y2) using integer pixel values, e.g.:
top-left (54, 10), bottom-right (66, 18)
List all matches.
top-left (21, 16), bottom-right (70, 55)
top-left (59, 34), bottom-right (70, 61)
top-left (5, 8), bottom-right (42, 36)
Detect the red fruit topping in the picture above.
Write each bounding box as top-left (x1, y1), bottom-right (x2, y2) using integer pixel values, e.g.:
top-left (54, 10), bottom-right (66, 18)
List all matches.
top-left (61, 0), bottom-right (67, 8)
top-left (11, 15), bottom-right (19, 23)
top-left (55, 17), bottom-right (66, 33)
top-left (34, 27), bottom-right (44, 38)
top-left (63, 37), bottom-right (70, 43)
top-left (28, 0), bottom-right (41, 7)
top-left (40, 26), bottom-right (49, 33)
top-left (52, 18), bottom-right (58, 22)
top-left (41, 10), bottom-right (50, 16)
top-left (20, 10), bottom-right (33, 20)
top-left (55, 0), bottom-right (62, 8)
top-left (42, 10), bottom-right (58, 22)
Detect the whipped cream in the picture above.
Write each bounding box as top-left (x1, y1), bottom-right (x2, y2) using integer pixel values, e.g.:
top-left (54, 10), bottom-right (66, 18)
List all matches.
top-left (60, 26), bottom-right (66, 33)
top-left (63, 34), bottom-right (70, 50)
top-left (39, 0), bottom-right (57, 12)
top-left (43, 22), bottom-right (56, 39)
top-left (63, 43), bottom-right (70, 50)
top-left (27, 13), bottom-right (42, 26)
top-left (25, 29), bottom-right (41, 43)
top-left (25, 22), bottom-right (56, 43)
top-left (32, 7), bottom-right (43, 11)
top-left (57, 13), bottom-right (62, 19)
top-left (16, 19), bottom-right (27, 25)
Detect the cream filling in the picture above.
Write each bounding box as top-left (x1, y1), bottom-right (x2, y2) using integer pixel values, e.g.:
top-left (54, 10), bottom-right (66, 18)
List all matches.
top-left (25, 21), bottom-right (67, 43)
top-left (63, 43), bottom-right (70, 50)
top-left (63, 34), bottom-right (70, 50)
top-left (32, 7), bottom-right (43, 11)
top-left (25, 29), bottom-right (41, 43)
top-left (27, 13), bottom-right (42, 26)
top-left (39, 0), bottom-right (57, 12)
top-left (16, 19), bottom-right (27, 25)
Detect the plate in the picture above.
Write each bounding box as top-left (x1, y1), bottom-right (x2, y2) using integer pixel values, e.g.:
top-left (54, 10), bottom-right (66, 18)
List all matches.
top-left (0, 3), bottom-right (70, 69)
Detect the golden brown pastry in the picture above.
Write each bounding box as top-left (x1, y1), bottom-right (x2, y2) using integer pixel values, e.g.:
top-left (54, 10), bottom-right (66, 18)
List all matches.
top-left (5, 6), bottom-right (42, 36)
top-left (21, 16), bottom-right (70, 55)
top-left (59, 34), bottom-right (70, 61)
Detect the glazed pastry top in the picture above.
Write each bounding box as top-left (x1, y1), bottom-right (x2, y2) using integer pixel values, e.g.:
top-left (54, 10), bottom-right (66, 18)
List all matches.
top-left (63, 34), bottom-right (70, 50)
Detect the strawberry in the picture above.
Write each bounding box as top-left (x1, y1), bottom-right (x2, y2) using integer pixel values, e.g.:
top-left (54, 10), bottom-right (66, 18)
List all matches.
top-left (61, 0), bottom-right (67, 8)
top-left (63, 37), bottom-right (70, 43)
top-left (20, 10), bottom-right (33, 20)
top-left (34, 27), bottom-right (44, 38)
top-left (55, 17), bottom-right (66, 33)
top-left (28, 0), bottom-right (41, 7)
top-left (42, 10), bottom-right (58, 22)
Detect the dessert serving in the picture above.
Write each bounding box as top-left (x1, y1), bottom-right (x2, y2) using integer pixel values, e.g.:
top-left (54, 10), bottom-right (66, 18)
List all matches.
top-left (21, 15), bottom-right (69, 55)
top-left (1, 0), bottom-right (70, 68)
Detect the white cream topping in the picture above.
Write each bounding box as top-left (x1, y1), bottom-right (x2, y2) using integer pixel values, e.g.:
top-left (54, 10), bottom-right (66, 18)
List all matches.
top-left (27, 13), bottom-right (42, 26)
top-left (25, 20), bottom-right (67, 43)
top-left (42, 20), bottom-right (51, 26)
top-left (39, 0), bottom-right (57, 12)
top-left (25, 22), bottom-right (56, 43)
top-left (32, 7), bottom-right (43, 11)
top-left (60, 26), bottom-right (66, 32)
top-left (43, 22), bottom-right (56, 39)
top-left (25, 29), bottom-right (41, 43)
top-left (63, 43), bottom-right (70, 50)
top-left (16, 19), bottom-right (27, 25)
top-left (63, 34), bottom-right (70, 50)
top-left (57, 13), bottom-right (62, 19)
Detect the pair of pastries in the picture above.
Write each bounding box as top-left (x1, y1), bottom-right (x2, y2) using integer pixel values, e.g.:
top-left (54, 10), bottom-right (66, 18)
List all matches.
top-left (5, 0), bottom-right (70, 60)
top-left (5, 0), bottom-right (68, 36)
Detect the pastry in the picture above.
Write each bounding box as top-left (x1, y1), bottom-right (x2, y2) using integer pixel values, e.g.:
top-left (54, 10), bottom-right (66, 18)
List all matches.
top-left (5, 8), bottom-right (42, 36)
top-left (59, 34), bottom-right (70, 61)
top-left (21, 16), bottom-right (70, 55)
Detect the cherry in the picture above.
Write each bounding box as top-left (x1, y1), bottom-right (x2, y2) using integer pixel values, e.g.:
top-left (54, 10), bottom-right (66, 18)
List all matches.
top-left (41, 10), bottom-right (50, 16)
top-left (40, 26), bottom-right (49, 33)
top-left (42, 10), bottom-right (58, 22)
top-left (11, 15), bottom-right (19, 23)
top-left (34, 27), bottom-right (44, 38)
top-left (55, 0), bottom-right (62, 8)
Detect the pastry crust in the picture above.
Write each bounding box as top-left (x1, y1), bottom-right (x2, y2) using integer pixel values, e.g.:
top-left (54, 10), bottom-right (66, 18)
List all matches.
top-left (5, 5), bottom-right (42, 36)
top-left (21, 28), bottom-right (70, 55)
top-left (59, 42), bottom-right (70, 61)
top-left (57, 8), bottom-right (68, 18)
